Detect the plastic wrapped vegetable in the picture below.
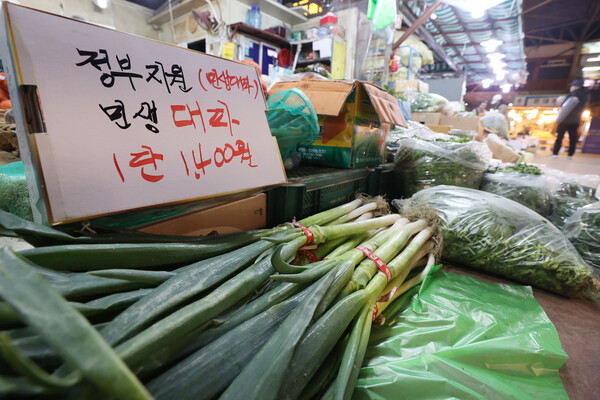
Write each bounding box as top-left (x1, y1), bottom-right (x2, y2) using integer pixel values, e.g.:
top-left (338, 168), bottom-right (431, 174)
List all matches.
top-left (455, 111), bottom-right (476, 118)
top-left (480, 164), bottom-right (558, 217)
top-left (266, 88), bottom-right (319, 168)
top-left (400, 186), bottom-right (600, 298)
top-left (393, 137), bottom-right (491, 197)
top-left (408, 92), bottom-right (450, 113)
top-left (550, 181), bottom-right (598, 229)
top-left (563, 202), bottom-right (600, 271)
top-left (480, 110), bottom-right (509, 139)
top-left (448, 128), bottom-right (477, 140)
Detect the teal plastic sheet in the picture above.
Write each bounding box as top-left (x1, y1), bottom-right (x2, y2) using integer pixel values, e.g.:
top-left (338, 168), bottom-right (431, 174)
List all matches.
top-left (355, 270), bottom-right (568, 400)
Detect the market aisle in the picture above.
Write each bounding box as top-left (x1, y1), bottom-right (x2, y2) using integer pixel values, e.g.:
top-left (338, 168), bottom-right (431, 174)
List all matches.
top-left (533, 153), bottom-right (600, 175)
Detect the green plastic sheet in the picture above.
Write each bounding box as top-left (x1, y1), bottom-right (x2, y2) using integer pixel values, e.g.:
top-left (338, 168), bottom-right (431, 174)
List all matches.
top-left (355, 270), bottom-right (568, 400)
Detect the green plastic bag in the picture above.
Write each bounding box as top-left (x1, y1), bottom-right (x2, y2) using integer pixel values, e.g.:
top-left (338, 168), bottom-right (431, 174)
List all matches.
top-left (356, 270), bottom-right (569, 400)
top-left (266, 88), bottom-right (319, 166)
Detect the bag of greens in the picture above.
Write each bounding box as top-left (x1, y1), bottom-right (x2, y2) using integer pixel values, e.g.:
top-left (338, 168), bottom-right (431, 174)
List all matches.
top-left (408, 92), bottom-right (450, 113)
top-left (398, 186), bottom-right (599, 298)
top-left (563, 202), bottom-right (600, 272)
top-left (393, 137), bottom-right (491, 198)
top-left (538, 166), bottom-right (599, 228)
top-left (480, 164), bottom-right (558, 217)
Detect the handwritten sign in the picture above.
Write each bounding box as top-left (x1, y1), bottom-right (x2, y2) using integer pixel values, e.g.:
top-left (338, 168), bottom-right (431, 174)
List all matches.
top-left (0, 4), bottom-right (286, 224)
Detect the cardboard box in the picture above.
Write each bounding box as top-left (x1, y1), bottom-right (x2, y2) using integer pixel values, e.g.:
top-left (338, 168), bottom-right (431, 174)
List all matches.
top-left (394, 79), bottom-right (429, 93)
top-left (426, 125), bottom-right (452, 134)
top-left (411, 112), bottom-right (441, 125)
top-left (139, 194), bottom-right (267, 236)
top-left (269, 80), bottom-right (406, 168)
top-left (439, 114), bottom-right (481, 132)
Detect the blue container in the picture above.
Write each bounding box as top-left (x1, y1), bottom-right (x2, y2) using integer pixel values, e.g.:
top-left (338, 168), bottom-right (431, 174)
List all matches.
top-left (246, 6), bottom-right (262, 29)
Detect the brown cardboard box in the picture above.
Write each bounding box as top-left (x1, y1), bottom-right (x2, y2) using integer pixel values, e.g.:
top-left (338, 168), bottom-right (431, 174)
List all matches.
top-left (426, 125), bottom-right (452, 134)
top-left (269, 80), bottom-right (406, 168)
top-left (394, 79), bottom-right (429, 93)
top-left (439, 114), bottom-right (481, 132)
top-left (410, 112), bottom-right (442, 125)
top-left (139, 194), bottom-right (267, 236)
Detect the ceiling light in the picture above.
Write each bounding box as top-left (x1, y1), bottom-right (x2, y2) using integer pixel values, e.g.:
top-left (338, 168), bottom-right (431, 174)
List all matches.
top-left (587, 57), bottom-right (600, 62)
top-left (495, 69), bottom-right (508, 80)
top-left (471, 8), bottom-right (485, 18)
top-left (582, 66), bottom-right (600, 71)
top-left (481, 39), bottom-right (503, 52)
top-left (430, 13), bottom-right (437, 20)
top-left (508, 103), bottom-right (513, 107)
top-left (482, 78), bottom-right (493, 89)
top-left (501, 83), bottom-right (512, 93)
top-left (487, 53), bottom-right (506, 61)
top-left (491, 61), bottom-right (507, 71)
top-left (583, 110), bottom-right (591, 118)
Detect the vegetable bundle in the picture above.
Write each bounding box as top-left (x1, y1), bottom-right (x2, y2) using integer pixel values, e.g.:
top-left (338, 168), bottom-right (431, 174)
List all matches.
top-left (401, 186), bottom-right (600, 299)
top-left (549, 181), bottom-right (598, 229)
top-left (393, 137), bottom-right (491, 197)
top-left (480, 164), bottom-right (556, 217)
top-left (563, 202), bottom-right (600, 272)
top-left (0, 197), bottom-right (441, 399)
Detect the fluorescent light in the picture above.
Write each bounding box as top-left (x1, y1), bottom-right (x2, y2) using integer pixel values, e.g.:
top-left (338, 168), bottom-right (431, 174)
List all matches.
top-left (430, 13), bottom-right (437, 20)
top-left (482, 78), bottom-right (493, 88)
top-left (496, 69), bottom-right (508, 80)
top-left (587, 57), bottom-right (600, 62)
top-left (491, 61), bottom-right (507, 70)
top-left (481, 39), bottom-right (503, 52)
top-left (487, 53), bottom-right (506, 61)
top-left (582, 66), bottom-right (600, 71)
top-left (472, 8), bottom-right (485, 18)
top-left (501, 83), bottom-right (512, 93)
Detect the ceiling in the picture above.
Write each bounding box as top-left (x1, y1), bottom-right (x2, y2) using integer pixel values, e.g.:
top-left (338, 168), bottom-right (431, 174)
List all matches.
top-left (522, 0), bottom-right (600, 47)
top-left (402, 0), bottom-right (527, 85)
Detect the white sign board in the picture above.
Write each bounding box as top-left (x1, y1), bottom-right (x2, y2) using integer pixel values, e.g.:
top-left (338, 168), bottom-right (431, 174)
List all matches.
top-left (0, 4), bottom-right (286, 224)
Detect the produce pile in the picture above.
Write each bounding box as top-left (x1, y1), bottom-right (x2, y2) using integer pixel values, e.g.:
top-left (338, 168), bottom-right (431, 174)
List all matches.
top-left (393, 136), bottom-right (491, 197)
top-left (0, 197), bottom-right (441, 400)
top-left (563, 202), bottom-right (600, 272)
top-left (399, 186), bottom-right (600, 299)
top-left (480, 163), bottom-right (555, 217)
top-left (550, 181), bottom-right (598, 229)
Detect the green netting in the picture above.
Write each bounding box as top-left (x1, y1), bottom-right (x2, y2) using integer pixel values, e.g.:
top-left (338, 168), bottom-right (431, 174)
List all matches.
top-left (356, 270), bottom-right (569, 400)
top-left (0, 161), bottom-right (33, 221)
top-left (266, 88), bottom-right (319, 165)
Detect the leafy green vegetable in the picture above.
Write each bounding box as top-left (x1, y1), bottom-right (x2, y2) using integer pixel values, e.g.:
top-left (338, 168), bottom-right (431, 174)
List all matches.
top-left (480, 171), bottom-right (554, 217)
top-left (563, 202), bottom-right (600, 271)
top-left (393, 138), bottom-right (491, 197)
top-left (550, 182), bottom-right (598, 229)
top-left (403, 186), bottom-right (600, 298)
top-left (495, 163), bottom-right (542, 175)
top-left (408, 93), bottom-right (449, 113)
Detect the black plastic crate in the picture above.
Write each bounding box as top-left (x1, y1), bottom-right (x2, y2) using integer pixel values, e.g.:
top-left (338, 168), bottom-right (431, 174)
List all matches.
top-left (266, 166), bottom-right (371, 226)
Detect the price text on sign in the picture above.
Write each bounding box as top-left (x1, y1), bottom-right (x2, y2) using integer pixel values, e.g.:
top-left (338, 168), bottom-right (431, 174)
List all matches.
top-left (3, 4), bottom-right (285, 223)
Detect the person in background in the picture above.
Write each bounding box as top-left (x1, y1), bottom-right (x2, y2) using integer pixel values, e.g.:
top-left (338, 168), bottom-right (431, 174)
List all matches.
top-left (473, 100), bottom-right (488, 116)
top-left (551, 79), bottom-right (589, 159)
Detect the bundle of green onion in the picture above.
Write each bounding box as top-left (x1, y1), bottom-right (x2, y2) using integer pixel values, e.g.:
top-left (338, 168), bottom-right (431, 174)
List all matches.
top-left (0, 197), bottom-right (440, 400)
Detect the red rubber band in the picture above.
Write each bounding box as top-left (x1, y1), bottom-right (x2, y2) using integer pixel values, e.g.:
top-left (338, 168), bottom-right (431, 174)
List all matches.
top-left (372, 304), bottom-right (379, 322)
top-left (292, 220), bottom-right (314, 246)
top-left (298, 250), bottom-right (318, 264)
top-left (356, 245), bottom-right (392, 282)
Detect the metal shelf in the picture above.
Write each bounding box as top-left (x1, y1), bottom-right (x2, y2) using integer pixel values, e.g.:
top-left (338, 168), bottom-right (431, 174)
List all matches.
top-left (289, 35), bottom-right (336, 45)
top-left (235, 0), bottom-right (308, 25)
